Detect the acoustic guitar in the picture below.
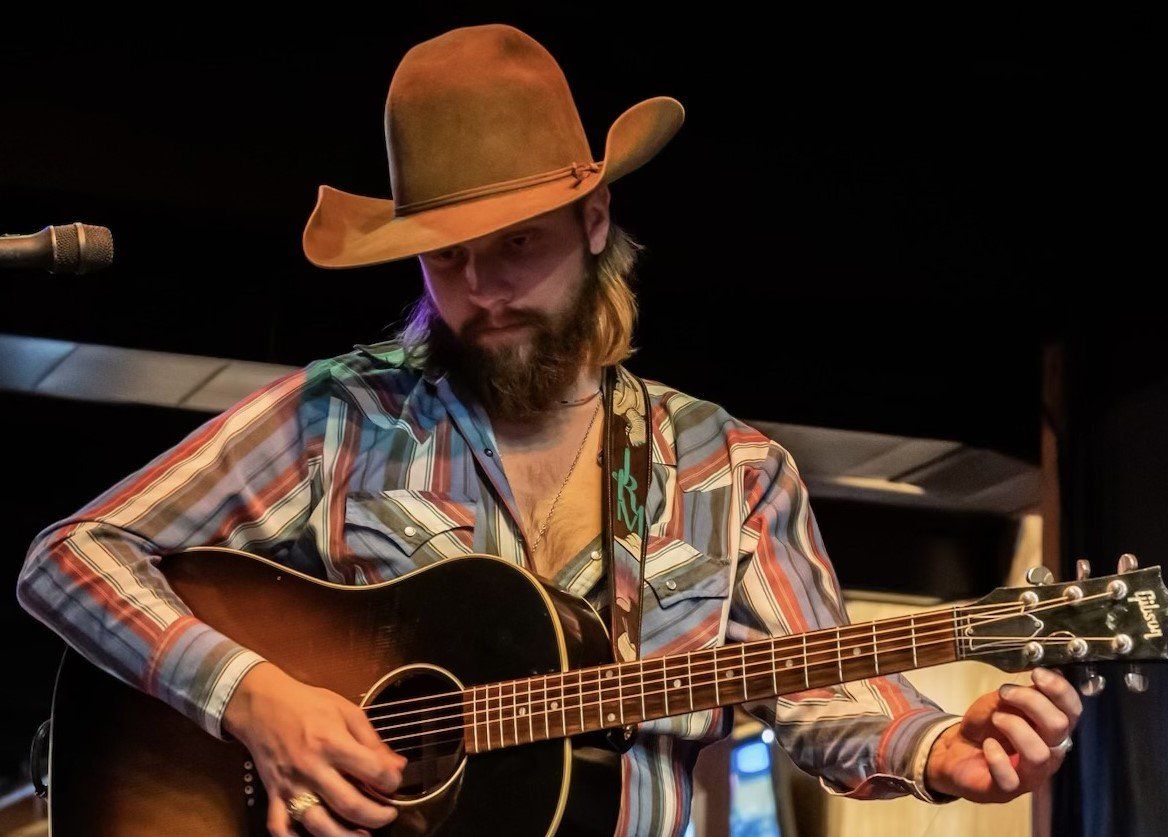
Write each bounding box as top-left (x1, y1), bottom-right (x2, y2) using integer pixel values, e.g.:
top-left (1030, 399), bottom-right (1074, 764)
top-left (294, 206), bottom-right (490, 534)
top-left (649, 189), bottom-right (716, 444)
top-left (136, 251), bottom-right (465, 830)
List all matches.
top-left (45, 547), bottom-right (1168, 835)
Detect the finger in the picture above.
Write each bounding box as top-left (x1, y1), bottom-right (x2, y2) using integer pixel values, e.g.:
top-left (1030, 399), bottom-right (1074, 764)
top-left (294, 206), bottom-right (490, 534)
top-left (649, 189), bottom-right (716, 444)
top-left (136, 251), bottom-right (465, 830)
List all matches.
top-left (312, 766), bottom-right (399, 830)
top-left (299, 799), bottom-right (370, 837)
top-left (325, 733), bottom-right (404, 795)
top-left (992, 711), bottom-right (1053, 779)
top-left (1031, 667), bottom-right (1083, 725)
top-left (267, 794), bottom-right (294, 837)
top-left (983, 736), bottom-right (1020, 793)
top-left (998, 684), bottom-right (1071, 746)
top-left (346, 707), bottom-right (409, 777)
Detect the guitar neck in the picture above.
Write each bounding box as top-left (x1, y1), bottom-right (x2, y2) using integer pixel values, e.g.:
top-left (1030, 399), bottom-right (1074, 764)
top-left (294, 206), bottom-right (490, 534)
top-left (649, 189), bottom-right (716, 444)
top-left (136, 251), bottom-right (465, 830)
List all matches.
top-left (464, 605), bottom-right (966, 753)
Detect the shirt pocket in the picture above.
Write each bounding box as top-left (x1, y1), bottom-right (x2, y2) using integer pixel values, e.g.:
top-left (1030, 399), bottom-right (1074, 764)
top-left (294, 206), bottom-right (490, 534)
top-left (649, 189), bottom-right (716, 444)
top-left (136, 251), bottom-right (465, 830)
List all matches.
top-left (344, 489), bottom-right (476, 578)
top-left (641, 538), bottom-right (731, 653)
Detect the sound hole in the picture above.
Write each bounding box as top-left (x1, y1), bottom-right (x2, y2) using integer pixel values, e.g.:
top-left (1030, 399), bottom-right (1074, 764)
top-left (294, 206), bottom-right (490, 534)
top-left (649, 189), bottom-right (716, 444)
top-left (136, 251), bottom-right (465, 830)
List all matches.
top-left (362, 665), bottom-right (466, 803)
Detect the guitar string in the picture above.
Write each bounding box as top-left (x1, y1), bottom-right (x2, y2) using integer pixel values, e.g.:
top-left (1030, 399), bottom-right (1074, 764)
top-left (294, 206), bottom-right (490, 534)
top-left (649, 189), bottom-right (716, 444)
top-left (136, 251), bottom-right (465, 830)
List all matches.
top-left (372, 592), bottom-right (1112, 745)
top-left (380, 634), bottom-right (1112, 759)
top-left (376, 630), bottom-right (1094, 748)
top-left (358, 597), bottom-right (1031, 715)
top-left (364, 591), bottom-right (1097, 728)
top-left (361, 597), bottom-right (1055, 722)
top-left (371, 615), bottom-right (982, 734)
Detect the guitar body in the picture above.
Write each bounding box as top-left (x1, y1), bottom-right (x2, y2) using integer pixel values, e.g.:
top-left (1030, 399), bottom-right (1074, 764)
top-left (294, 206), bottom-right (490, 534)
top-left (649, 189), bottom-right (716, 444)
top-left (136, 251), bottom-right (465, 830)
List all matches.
top-left (48, 549), bottom-right (622, 836)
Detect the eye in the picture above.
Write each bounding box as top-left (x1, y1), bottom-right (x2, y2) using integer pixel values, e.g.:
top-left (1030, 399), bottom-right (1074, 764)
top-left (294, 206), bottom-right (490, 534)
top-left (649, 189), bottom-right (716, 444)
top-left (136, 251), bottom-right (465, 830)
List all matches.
top-left (429, 248), bottom-right (460, 265)
top-left (508, 235), bottom-right (529, 248)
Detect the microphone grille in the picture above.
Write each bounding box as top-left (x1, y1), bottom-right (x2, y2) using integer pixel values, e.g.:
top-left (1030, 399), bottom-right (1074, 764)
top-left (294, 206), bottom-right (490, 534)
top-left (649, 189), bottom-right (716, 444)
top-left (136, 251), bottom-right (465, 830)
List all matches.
top-left (50, 223), bottom-right (114, 274)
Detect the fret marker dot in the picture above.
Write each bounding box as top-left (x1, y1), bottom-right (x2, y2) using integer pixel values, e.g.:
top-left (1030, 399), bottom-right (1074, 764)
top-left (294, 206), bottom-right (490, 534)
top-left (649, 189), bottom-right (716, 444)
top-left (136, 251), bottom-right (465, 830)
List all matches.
top-left (725, 669), bottom-right (734, 679)
top-left (852, 648), bottom-right (861, 657)
top-left (605, 670), bottom-right (614, 678)
top-left (518, 707), bottom-right (526, 716)
top-left (550, 701), bottom-right (559, 709)
top-left (785, 660), bottom-right (793, 668)
top-left (607, 712), bottom-right (616, 722)
top-left (673, 679), bottom-right (682, 688)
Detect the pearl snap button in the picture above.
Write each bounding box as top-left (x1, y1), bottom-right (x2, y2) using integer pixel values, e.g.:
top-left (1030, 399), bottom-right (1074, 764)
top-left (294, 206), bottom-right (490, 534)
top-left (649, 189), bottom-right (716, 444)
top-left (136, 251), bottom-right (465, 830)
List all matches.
top-left (404, 526), bottom-right (417, 537)
top-left (590, 550), bottom-right (601, 561)
top-left (665, 580), bottom-right (677, 590)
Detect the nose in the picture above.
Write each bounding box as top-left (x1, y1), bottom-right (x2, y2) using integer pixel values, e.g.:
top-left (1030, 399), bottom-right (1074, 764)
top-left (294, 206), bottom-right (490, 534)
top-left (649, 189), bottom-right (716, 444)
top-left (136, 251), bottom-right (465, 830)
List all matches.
top-left (462, 252), bottom-right (509, 306)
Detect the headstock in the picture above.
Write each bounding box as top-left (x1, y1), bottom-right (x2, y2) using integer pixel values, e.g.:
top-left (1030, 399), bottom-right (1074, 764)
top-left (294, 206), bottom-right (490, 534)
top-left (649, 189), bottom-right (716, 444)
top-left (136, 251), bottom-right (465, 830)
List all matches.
top-left (961, 554), bottom-right (1167, 694)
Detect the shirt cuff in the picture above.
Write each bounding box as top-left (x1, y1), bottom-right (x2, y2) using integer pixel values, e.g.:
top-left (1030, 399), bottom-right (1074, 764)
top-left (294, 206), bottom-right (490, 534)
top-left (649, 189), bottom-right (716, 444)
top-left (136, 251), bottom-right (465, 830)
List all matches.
top-left (145, 615), bottom-right (268, 740)
top-left (909, 716), bottom-right (964, 803)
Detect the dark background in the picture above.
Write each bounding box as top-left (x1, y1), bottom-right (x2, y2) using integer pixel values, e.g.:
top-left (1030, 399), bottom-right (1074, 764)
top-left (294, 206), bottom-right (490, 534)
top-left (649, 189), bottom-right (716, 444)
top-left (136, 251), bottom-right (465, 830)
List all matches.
top-left (0, 7), bottom-right (1159, 830)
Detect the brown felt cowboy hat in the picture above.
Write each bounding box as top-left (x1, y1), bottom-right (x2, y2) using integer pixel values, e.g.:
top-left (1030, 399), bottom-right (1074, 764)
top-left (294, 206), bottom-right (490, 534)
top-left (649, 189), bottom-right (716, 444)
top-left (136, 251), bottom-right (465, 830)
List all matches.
top-left (301, 23), bottom-right (684, 268)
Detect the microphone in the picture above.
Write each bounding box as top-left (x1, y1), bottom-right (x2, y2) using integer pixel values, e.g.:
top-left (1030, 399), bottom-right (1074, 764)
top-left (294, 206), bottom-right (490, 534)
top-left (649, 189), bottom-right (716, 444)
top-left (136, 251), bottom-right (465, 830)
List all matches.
top-left (0, 223), bottom-right (114, 273)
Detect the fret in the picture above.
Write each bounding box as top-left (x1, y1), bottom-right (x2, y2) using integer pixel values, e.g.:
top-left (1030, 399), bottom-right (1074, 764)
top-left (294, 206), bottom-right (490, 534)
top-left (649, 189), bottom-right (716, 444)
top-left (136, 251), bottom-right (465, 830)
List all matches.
top-left (539, 676), bottom-right (547, 739)
top-left (612, 667), bottom-right (624, 725)
top-left (662, 658), bottom-right (671, 715)
top-left (550, 674), bottom-right (562, 735)
top-left (526, 679), bottom-right (534, 742)
top-left (952, 607), bottom-right (963, 659)
top-left (512, 681), bottom-right (520, 745)
top-left (638, 660), bottom-right (647, 722)
top-left (686, 652), bottom-right (695, 710)
top-left (802, 634), bottom-right (809, 688)
top-left (484, 685), bottom-right (492, 750)
top-left (471, 686), bottom-right (480, 753)
top-left (712, 650), bottom-right (721, 704)
top-left (871, 622), bottom-right (880, 674)
top-left (593, 667), bottom-right (602, 723)
top-left (496, 684), bottom-right (505, 748)
top-left (835, 628), bottom-right (843, 682)
top-left (910, 616), bottom-right (918, 667)
top-left (769, 638), bottom-right (778, 695)
top-left (571, 671), bottom-right (581, 733)
top-left (740, 643), bottom-right (748, 700)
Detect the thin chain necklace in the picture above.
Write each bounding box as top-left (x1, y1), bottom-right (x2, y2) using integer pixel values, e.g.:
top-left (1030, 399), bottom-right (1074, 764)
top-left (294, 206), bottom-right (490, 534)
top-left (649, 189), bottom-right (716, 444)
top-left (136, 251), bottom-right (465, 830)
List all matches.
top-left (530, 397), bottom-right (603, 552)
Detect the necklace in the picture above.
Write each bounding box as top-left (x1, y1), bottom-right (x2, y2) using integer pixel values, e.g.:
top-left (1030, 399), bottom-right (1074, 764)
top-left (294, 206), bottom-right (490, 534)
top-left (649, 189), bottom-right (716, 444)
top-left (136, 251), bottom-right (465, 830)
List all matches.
top-left (530, 397), bottom-right (603, 552)
top-left (557, 387), bottom-right (602, 408)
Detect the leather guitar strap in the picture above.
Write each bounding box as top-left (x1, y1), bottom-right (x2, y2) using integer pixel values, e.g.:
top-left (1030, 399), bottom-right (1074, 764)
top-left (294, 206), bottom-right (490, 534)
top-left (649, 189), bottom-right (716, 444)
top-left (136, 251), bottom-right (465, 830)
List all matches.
top-left (600, 364), bottom-right (652, 747)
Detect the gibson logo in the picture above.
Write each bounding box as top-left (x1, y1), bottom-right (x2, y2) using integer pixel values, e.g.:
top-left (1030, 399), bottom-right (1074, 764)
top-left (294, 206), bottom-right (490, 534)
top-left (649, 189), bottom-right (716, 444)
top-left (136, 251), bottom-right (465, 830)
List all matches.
top-left (1128, 590), bottom-right (1163, 639)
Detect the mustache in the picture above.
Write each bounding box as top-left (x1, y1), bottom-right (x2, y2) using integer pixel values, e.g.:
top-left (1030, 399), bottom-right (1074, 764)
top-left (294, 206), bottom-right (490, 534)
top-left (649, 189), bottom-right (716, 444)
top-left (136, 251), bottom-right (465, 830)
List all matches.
top-left (460, 309), bottom-right (548, 341)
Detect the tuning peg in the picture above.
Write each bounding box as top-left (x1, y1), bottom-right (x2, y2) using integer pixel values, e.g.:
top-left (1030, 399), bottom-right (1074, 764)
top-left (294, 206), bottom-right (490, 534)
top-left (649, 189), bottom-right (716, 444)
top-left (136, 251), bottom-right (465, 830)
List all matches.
top-left (1118, 553), bottom-right (1139, 573)
top-left (1124, 665), bottom-right (1149, 693)
top-left (1076, 559), bottom-right (1092, 581)
top-left (1079, 668), bottom-right (1106, 696)
top-left (1026, 566), bottom-right (1055, 585)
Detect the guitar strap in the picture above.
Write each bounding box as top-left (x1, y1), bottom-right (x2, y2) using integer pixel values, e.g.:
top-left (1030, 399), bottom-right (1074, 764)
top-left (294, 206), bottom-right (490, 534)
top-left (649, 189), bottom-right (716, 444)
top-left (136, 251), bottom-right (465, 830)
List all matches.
top-left (600, 364), bottom-right (652, 745)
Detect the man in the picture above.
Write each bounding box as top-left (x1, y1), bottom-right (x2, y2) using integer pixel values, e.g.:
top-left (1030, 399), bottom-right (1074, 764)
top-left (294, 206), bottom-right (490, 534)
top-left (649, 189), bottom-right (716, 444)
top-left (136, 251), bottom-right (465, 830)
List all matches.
top-left (18, 23), bottom-right (1080, 837)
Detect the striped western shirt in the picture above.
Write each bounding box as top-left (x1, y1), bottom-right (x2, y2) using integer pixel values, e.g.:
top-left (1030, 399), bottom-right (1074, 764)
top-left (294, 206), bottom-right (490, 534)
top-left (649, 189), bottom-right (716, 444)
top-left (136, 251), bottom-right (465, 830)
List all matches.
top-left (18, 342), bottom-right (960, 835)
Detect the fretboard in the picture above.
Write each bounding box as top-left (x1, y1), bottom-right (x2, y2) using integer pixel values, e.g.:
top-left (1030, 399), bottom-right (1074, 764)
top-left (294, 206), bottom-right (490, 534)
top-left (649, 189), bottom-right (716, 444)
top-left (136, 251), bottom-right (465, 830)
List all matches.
top-left (462, 607), bottom-right (963, 753)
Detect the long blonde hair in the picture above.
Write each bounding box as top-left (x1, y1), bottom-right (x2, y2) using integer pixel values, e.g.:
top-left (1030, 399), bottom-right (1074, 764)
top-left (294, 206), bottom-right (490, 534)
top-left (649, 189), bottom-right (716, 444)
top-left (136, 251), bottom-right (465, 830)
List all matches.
top-left (390, 207), bottom-right (644, 370)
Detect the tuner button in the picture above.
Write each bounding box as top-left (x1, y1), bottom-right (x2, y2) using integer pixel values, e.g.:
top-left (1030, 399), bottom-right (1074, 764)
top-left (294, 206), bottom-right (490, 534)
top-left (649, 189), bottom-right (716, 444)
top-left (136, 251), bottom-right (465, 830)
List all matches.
top-left (1027, 566), bottom-right (1055, 585)
top-left (1076, 559), bottom-right (1092, 581)
top-left (1124, 665), bottom-right (1149, 693)
top-left (1118, 553), bottom-right (1139, 573)
top-left (1079, 671), bottom-right (1106, 697)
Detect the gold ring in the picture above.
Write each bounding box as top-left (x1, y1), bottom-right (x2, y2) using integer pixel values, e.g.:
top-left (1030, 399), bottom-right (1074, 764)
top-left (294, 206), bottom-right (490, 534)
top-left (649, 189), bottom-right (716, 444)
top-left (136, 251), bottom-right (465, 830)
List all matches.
top-left (286, 791), bottom-right (322, 823)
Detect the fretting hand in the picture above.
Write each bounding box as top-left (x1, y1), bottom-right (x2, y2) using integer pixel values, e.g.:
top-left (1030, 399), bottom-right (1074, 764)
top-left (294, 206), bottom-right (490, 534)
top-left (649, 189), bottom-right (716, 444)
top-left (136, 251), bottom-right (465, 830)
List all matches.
top-left (925, 666), bottom-right (1082, 803)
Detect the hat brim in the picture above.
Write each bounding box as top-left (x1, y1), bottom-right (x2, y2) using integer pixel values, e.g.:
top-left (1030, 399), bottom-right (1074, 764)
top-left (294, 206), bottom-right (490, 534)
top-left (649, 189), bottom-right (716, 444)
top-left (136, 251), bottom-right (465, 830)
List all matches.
top-left (302, 96), bottom-right (684, 269)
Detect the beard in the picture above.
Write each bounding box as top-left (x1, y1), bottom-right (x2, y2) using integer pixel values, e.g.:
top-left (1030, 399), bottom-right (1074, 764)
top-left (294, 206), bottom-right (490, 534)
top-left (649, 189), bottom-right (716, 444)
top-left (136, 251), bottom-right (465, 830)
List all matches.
top-left (425, 261), bottom-right (601, 422)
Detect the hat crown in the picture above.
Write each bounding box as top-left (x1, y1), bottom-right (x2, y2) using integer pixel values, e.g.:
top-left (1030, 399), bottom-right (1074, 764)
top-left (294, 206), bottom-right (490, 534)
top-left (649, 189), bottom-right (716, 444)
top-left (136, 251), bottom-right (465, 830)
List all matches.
top-left (385, 25), bottom-right (594, 212)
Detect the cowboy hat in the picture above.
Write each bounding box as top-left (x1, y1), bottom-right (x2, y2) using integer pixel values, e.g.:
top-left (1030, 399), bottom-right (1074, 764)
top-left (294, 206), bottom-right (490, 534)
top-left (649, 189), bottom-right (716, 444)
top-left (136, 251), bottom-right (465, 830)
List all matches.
top-left (301, 23), bottom-right (684, 268)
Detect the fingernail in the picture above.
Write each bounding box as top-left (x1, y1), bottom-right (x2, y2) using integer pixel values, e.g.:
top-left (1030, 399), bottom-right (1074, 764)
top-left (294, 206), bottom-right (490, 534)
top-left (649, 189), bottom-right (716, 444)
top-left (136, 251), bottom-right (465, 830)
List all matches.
top-left (999, 684), bottom-right (1017, 697)
top-left (1033, 667), bottom-right (1052, 684)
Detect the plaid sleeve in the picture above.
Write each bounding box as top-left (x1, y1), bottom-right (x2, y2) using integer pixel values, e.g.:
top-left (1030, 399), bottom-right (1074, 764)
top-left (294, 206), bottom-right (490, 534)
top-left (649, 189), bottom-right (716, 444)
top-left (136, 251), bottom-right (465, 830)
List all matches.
top-left (17, 367), bottom-right (317, 740)
top-left (731, 439), bottom-right (961, 802)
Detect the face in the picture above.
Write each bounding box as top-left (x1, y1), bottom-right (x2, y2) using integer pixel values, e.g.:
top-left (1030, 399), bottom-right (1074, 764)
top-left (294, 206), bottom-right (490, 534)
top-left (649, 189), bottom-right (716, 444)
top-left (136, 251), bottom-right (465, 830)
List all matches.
top-left (419, 186), bottom-right (610, 354)
top-left (415, 187), bottom-right (612, 418)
